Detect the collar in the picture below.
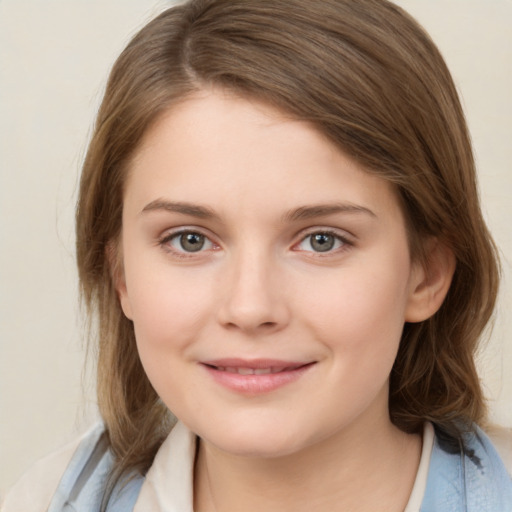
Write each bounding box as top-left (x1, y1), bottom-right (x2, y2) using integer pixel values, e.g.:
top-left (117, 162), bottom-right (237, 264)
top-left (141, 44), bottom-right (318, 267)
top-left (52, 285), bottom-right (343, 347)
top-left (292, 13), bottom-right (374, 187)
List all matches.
top-left (134, 421), bottom-right (196, 512)
top-left (134, 421), bottom-right (512, 512)
top-left (134, 421), bottom-right (432, 512)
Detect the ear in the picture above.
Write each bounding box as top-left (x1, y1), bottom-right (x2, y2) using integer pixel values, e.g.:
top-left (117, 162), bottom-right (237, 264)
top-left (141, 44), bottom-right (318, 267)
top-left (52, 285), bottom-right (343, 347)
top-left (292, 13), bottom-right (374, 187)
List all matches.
top-left (405, 239), bottom-right (456, 323)
top-left (106, 240), bottom-right (133, 320)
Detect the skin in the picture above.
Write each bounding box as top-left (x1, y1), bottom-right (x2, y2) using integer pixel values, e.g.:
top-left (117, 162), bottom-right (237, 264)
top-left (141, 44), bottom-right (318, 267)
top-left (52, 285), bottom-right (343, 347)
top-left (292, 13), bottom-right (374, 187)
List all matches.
top-left (116, 88), bottom-right (454, 511)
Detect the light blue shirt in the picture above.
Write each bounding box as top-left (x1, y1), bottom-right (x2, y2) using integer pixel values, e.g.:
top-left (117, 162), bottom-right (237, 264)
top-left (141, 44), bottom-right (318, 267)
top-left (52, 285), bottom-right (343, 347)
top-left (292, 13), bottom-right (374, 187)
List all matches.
top-left (47, 422), bottom-right (512, 511)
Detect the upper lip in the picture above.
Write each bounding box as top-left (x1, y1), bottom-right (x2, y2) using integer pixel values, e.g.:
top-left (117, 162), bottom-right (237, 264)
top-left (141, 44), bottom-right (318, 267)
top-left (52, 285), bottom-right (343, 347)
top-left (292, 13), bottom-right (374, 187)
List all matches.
top-left (200, 358), bottom-right (314, 371)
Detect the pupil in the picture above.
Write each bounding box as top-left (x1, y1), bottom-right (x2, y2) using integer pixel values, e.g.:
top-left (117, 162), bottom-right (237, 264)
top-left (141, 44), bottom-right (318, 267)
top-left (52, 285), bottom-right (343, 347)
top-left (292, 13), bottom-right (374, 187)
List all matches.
top-left (181, 233), bottom-right (205, 252)
top-left (311, 233), bottom-right (334, 252)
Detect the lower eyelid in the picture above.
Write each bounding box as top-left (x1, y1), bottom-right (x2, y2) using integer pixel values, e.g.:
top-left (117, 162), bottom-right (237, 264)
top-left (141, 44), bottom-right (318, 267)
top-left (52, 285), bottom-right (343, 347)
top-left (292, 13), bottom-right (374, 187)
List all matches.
top-left (157, 228), bottom-right (353, 256)
top-left (158, 230), bottom-right (216, 252)
top-left (295, 231), bottom-right (352, 250)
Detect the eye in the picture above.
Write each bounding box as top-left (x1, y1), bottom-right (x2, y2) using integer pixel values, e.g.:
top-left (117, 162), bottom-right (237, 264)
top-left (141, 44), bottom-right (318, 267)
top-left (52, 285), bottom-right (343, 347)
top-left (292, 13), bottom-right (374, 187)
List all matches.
top-left (162, 230), bottom-right (215, 254)
top-left (296, 231), bottom-right (348, 253)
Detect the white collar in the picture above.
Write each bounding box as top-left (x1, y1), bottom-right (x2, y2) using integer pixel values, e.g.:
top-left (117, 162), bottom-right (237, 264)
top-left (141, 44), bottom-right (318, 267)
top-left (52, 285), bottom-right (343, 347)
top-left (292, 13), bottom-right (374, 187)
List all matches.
top-left (134, 421), bottom-right (196, 512)
top-left (404, 422), bottom-right (434, 512)
top-left (133, 421), bottom-right (433, 512)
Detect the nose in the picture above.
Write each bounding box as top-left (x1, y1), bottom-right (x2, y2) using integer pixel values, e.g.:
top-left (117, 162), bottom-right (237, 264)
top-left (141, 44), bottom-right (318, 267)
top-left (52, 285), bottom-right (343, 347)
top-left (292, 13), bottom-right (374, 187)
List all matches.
top-left (216, 248), bottom-right (290, 335)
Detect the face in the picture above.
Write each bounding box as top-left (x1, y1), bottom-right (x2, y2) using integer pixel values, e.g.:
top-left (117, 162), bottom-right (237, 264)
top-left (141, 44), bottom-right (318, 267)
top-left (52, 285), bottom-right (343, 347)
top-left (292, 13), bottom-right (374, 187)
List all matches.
top-left (117, 89), bottom-right (426, 458)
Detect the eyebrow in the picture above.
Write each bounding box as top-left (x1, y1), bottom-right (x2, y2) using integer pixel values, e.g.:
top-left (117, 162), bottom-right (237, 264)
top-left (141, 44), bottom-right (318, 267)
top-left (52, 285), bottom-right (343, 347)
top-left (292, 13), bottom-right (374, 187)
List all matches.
top-left (141, 200), bottom-right (219, 220)
top-left (141, 199), bottom-right (376, 222)
top-left (283, 203), bottom-right (376, 222)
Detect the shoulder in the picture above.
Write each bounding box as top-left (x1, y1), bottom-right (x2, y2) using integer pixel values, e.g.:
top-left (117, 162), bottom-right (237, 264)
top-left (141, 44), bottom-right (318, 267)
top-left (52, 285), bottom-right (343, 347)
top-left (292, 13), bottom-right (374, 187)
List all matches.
top-left (421, 423), bottom-right (512, 512)
top-left (485, 424), bottom-right (512, 476)
top-left (2, 423), bottom-right (103, 512)
top-left (3, 423), bottom-right (144, 512)
top-left (463, 425), bottom-right (512, 509)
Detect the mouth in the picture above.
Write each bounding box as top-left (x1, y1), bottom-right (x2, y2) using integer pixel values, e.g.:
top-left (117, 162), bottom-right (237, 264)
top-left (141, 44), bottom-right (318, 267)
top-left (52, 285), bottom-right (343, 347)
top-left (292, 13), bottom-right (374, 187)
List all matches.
top-left (200, 359), bottom-right (316, 394)
top-left (204, 364), bottom-right (307, 375)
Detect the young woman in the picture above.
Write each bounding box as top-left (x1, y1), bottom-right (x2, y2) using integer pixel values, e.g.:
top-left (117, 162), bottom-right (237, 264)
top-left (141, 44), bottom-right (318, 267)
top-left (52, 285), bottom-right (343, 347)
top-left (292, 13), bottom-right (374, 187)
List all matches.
top-left (4, 0), bottom-right (512, 510)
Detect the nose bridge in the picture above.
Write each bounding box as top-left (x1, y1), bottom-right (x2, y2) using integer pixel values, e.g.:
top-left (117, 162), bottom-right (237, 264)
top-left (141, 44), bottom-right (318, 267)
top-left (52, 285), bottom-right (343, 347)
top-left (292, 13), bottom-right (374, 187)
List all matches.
top-left (217, 241), bottom-right (288, 333)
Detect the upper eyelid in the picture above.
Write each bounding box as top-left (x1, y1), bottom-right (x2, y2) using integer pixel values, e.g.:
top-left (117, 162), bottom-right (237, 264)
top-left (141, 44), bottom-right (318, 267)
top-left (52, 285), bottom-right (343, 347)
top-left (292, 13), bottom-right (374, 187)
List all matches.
top-left (158, 229), bottom-right (218, 258)
top-left (292, 227), bottom-right (356, 252)
top-left (156, 226), bottom-right (355, 248)
top-left (159, 226), bottom-right (216, 241)
top-left (296, 226), bottom-right (355, 241)
top-left (158, 227), bottom-right (219, 252)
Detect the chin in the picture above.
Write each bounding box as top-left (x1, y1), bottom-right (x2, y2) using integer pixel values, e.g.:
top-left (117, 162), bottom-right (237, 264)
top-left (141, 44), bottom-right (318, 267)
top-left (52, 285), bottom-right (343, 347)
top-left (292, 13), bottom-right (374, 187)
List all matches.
top-left (199, 420), bottom-right (317, 459)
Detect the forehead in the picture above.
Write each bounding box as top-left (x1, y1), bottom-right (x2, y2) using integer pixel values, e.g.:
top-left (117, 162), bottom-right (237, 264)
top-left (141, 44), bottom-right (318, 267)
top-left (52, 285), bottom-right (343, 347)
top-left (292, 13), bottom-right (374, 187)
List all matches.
top-left (124, 89), bottom-right (403, 225)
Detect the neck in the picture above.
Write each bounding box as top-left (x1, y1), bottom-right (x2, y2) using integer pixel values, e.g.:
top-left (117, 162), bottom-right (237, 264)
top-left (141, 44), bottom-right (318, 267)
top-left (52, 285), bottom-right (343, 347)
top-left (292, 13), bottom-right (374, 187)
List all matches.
top-left (194, 411), bottom-right (422, 512)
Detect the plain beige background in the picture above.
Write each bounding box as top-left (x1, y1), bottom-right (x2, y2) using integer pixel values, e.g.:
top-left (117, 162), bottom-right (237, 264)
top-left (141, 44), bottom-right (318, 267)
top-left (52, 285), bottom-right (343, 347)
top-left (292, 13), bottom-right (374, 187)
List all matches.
top-left (0, 0), bottom-right (511, 497)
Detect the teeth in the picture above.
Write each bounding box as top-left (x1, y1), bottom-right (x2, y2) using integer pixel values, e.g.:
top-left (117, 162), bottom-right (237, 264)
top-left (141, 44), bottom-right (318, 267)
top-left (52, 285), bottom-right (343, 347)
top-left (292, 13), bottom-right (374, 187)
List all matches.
top-left (237, 367), bottom-right (254, 375)
top-left (254, 368), bottom-right (272, 375)
top-left (215, 366), bottom-right (287, 375)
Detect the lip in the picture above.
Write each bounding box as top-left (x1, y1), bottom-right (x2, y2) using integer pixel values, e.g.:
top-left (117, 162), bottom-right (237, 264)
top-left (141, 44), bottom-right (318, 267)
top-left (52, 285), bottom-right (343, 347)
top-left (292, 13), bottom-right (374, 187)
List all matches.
top-left (200, 358), bottom-right (316, 394)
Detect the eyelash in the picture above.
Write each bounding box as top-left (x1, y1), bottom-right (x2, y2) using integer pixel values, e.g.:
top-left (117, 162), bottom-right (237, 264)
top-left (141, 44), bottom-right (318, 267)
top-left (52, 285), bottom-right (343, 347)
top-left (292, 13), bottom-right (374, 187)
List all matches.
top-left (293, 229), bottom-right (353, 255)
top-left (158, 228), bottom-right (354, 258)
top-left (158, 229), bottom-right (218, 259)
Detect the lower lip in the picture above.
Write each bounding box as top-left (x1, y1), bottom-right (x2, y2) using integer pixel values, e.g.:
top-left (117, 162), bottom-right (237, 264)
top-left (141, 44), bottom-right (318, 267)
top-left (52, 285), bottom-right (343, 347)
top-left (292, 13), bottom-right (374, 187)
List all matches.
top-left (201, 363), bottom-right (315, 394)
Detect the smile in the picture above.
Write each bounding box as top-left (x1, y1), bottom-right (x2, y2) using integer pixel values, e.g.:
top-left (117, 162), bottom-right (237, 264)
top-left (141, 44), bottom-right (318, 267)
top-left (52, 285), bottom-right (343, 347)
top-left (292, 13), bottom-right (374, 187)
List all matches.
top-left (209, 365), bottom-right (301, 375)
top-left (200, 359), bottom-right (315, 394)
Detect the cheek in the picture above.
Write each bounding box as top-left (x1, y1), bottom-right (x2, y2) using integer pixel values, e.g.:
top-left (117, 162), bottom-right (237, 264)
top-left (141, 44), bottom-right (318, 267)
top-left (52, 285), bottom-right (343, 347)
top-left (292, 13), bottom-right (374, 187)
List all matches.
top-left (303, 266), bottom-right (410, 416)
top-left (300, 259), bottom-right (411, 359)
top-left (125, 265), bottom-right (215, 409)
top-left (123, 255), bottom-right (217, 357)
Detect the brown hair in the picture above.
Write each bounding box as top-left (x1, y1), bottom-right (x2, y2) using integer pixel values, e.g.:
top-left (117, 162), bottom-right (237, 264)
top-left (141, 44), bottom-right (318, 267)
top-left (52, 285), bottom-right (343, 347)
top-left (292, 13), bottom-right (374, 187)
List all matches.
top-left (76, 0), bottom-right (499, 494)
